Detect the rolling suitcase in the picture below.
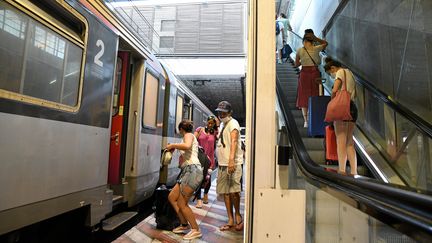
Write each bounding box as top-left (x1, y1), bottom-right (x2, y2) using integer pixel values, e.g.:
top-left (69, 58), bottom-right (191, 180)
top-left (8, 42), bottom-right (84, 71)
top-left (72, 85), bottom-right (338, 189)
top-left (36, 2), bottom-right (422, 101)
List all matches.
top-left (154, 185), bottom-right (180, 230)
top-left (282, 44), bottom-right (293, 59)
top-left (307, 94), bottom-right (330, 137)
top-left (325, 125), bottom-right (338, 165)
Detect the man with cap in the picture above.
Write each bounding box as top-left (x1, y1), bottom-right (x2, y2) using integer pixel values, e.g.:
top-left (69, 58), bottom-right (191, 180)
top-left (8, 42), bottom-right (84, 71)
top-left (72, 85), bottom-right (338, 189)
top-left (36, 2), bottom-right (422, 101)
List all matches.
top-left (215, 101), bottom-right (244, 231)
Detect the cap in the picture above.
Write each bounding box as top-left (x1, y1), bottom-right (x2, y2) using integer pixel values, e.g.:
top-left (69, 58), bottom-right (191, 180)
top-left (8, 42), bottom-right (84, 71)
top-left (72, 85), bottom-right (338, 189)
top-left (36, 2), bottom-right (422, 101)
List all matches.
top-left (215, 101), bottom-right (232, 113)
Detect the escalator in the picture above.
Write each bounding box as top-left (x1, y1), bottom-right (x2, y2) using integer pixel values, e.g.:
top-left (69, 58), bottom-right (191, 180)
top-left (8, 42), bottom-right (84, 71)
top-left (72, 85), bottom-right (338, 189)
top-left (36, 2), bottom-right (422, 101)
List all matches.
top-left (276, 35), bottom-right (432, 243)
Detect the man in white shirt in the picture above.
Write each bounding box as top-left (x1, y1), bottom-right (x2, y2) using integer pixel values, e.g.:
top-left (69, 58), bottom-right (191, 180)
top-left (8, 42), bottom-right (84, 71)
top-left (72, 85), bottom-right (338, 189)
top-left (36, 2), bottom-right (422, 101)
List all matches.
top-left (215, 101), bottom-right (244, 232)
top-left (276, 14), bottom-right (285, 64)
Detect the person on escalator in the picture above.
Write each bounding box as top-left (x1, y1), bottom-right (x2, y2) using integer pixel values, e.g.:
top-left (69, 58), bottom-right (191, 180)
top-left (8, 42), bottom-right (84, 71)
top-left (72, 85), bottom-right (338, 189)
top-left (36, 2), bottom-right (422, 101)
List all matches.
top-left (294, 31), bottom-right (328, 128)
top-left (324, 60), bottom-right (358, 175)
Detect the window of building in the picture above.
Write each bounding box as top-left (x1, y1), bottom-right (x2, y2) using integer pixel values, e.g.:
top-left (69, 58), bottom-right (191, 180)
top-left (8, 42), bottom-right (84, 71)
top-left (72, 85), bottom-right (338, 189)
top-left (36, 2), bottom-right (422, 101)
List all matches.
top-left (159, 36), bottom-right (174, 49)
top-left (142, 71), bottom-right (159, 128)
top-left (160, 20), bottom-right (175, 32)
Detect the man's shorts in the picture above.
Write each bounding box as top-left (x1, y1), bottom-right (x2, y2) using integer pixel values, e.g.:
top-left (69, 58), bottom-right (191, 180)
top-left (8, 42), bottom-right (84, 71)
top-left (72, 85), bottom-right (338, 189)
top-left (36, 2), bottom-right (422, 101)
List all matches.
top-left (177, 164), bottom-right (203, 195)
top-left (216, 164), bottom-right (242, 194)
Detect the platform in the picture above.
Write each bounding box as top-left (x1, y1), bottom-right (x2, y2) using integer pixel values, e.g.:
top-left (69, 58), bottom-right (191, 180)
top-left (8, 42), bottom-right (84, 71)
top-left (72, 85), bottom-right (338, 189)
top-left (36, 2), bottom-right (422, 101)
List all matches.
top-left (113, 182), bottom-right (245, 243)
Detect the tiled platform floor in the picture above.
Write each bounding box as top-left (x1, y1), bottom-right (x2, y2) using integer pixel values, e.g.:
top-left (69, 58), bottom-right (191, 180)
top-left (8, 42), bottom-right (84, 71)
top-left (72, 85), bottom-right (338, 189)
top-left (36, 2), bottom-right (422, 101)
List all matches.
top-left (113, 182), bottom-right (245, 243)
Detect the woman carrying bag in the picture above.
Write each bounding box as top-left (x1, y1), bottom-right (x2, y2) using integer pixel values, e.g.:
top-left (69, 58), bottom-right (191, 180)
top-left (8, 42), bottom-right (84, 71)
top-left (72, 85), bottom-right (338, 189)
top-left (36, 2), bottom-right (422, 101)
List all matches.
top-left (295, 32), bottom-right (328, 127)
top-left (324, 60), bottom-right (358, 175)
top-left (193, 116), bottom-right (218, 208)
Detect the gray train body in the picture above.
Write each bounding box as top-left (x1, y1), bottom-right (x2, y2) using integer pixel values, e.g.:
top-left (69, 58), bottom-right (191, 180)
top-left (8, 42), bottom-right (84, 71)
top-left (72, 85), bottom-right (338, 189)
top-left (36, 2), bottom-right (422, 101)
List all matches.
top-left (0, 0), bottom-right (212, 235)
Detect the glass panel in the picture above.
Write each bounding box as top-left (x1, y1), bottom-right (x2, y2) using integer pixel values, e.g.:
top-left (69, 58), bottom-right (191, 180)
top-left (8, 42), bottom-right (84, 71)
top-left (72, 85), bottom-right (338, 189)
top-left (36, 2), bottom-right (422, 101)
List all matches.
top-left (0, 5), bottom-right (27, 93)
top-left (112, 57), bottom-right (122, 116)
top-left (175, 95), bottom-right (183, 133)
top-left (160, 36), bottom-right (174, 48)
top-left (0, 2), bottom-right (82, 107)
top-left (161, 20), bottom-right (175, 32)
top-left (394, 113), bottom-right (432, 191)
top-left (143, 72), bottom-right (159, 127)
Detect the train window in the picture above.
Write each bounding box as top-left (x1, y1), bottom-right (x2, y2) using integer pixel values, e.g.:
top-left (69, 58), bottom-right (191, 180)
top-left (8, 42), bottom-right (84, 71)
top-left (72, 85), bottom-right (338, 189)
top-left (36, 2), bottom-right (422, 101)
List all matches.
top-left (112, 57), bottom-right (122, 116)
top-left (143, 71), bottom-right (159, 128)
top-left (175, 95), bottom-right (183, 133)
top-left (160, 36), bottom-right (174, 49)
top-left (0, 1), bottom-right (86, 112)
top-left (161, 20), bottom-right (175, 32)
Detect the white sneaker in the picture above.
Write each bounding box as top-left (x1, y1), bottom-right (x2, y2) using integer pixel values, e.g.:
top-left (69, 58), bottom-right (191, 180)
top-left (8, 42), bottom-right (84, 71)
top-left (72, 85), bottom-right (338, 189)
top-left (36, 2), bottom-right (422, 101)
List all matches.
top-left (172, 225), bottom-right (190, 234)
top-left (303, 121), bottom-right (308, 128)
top-left (183, 229), bottom-right (202, 240)
top-left (277, 59), bottom-right (282, 64)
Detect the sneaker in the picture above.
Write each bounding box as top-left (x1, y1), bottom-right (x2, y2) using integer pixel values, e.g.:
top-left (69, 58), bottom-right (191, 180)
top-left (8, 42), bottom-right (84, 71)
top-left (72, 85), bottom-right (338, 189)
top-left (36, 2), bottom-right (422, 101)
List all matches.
top-left (303, 121), bottom-right (308, 128)
top-left (277, 59), bottom-right (282, 64)
top-left (172, 225), bottom-right (190, 234)
top-left (183, 229), bottom-right (202, 240)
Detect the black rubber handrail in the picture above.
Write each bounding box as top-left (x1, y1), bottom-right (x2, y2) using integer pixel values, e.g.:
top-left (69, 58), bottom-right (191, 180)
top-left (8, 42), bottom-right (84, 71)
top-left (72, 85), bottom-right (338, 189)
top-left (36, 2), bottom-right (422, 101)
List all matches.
top-left (276, 80), bottom-right (432, 241)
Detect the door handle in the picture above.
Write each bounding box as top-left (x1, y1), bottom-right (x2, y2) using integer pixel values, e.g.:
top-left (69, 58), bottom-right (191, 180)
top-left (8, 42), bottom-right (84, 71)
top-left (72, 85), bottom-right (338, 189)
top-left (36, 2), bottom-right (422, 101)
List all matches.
top-left (111, 132), bottom-right (120, 145)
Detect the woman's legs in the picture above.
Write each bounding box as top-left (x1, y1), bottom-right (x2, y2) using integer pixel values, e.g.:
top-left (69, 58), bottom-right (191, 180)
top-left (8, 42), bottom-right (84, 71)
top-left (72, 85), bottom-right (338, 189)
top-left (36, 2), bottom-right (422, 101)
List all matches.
top-left (168, 184), bottom-right (187, 225)
top-left (346, 122), bottom-right (357, 175)
top-left (203, 174), bottom-right (211, 203)
top-left (302, 107), bottom-right (308, 127)
top-left (177, 184), bottom-right (200, 230)
top-left (334, 121), bottom-right (348, 173)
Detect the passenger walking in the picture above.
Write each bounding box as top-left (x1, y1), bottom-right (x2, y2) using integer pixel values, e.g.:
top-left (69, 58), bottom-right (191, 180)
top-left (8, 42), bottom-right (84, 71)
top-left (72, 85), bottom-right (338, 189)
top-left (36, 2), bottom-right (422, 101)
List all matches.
top-left (295, 31), bottom-right (328, 128)
top-left (215, 101), bottom-right (244, 232)
top-left (276, 14), bottom-right (285, 64)
top-left (166, 120), bottom-right (203, 240)
top-left (278, 13), bottom-right (292, 44)
top-left (194, 116), bottom-right (218, 208)
top-left (324, 61), bottom-right (358, 175)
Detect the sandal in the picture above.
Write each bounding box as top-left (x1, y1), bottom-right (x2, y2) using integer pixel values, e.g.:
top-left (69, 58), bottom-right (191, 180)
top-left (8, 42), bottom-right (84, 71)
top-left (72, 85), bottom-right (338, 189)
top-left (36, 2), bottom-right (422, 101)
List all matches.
top-left (183, 229), bottom-right (202, 240)
top-left (219, 224), bottom-right (234, 231)
top-left (235, 216), bottom-right (244, 231)
top-left (235, 220), bottom-right (244, 231)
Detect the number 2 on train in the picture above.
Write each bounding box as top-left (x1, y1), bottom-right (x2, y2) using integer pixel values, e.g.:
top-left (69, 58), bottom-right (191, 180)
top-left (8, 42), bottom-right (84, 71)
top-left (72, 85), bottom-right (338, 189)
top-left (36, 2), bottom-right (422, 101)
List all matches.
top-left (94, 39), bottom-right (105, 67)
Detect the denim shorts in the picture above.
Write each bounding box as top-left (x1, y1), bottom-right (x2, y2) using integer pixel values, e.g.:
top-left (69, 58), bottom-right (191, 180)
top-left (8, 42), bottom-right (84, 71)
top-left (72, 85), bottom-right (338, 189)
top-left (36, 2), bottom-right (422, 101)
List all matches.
top-left (177, 164), bottom-right (203, 194)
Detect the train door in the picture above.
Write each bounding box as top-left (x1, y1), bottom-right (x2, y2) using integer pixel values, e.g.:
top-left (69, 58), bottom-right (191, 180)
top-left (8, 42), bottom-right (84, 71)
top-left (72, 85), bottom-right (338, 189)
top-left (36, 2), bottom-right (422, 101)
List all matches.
top-left (108, 52), bottom-right (129, 184)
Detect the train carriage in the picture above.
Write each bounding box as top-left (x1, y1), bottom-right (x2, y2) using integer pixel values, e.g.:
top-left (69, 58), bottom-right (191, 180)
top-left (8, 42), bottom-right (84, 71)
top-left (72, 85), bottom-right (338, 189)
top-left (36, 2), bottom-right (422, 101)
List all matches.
top-left (0, 0), bottom-right (213, 237)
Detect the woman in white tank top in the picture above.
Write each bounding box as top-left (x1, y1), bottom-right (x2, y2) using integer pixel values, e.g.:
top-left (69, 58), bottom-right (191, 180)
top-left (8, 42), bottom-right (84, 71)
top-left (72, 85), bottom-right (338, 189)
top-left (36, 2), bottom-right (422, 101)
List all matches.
top-left (165, 120), bottom-right (203, 240)
top-left (324, 60), bottom-right (358, 175)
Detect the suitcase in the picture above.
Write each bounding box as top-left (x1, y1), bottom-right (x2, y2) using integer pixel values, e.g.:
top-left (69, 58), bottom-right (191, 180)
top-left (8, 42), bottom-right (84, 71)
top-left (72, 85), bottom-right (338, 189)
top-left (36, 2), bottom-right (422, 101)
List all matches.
top-left (154, 185), bottom-right (180, 230)
top-left (325, 125), bottom-right (338, 164)
top-left (282, 44), bottom-right (293, 59)
top-left (307, 95), bottom-right (330, 137)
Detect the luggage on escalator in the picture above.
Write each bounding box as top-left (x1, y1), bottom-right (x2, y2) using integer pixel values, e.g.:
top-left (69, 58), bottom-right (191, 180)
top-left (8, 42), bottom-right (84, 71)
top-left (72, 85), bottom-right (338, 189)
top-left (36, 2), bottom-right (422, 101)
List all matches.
top-left (282, 44), bottom-right (293, 60)
top-left (154, 185), bottom-right (180, 230)
top-left (307, 95), bottom-right (330, 137)
top-left (325, 125), bottom-right (338, 165)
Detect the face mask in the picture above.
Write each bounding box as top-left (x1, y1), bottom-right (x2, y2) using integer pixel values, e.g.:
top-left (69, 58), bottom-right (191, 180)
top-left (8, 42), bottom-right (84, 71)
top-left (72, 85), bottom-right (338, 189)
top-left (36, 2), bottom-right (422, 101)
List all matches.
top-left (220, 116), bottom-right (231, 123)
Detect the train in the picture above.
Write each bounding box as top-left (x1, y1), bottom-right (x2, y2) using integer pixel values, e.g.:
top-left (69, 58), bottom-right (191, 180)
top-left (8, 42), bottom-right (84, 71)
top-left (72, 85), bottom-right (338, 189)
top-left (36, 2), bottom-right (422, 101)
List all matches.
top-left (0, 0), bottom-right (213, 236)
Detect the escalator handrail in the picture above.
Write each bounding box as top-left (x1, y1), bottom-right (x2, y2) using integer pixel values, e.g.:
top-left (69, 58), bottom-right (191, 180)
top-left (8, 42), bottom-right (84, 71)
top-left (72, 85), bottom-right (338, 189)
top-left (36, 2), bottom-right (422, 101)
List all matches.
top-left (276, 80), bottom-right (432, 241)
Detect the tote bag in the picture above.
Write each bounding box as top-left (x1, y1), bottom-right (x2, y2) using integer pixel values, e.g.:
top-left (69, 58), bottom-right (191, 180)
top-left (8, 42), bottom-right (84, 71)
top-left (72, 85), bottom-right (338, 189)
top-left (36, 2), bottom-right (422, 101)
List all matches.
top-left (324, 69), bottom-right (352, 122)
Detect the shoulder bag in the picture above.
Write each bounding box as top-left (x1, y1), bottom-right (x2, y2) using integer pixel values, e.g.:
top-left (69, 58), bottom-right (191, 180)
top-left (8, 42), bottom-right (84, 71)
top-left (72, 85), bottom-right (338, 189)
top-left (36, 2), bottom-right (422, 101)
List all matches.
top-left (324, 69), bottom-right (352, 122)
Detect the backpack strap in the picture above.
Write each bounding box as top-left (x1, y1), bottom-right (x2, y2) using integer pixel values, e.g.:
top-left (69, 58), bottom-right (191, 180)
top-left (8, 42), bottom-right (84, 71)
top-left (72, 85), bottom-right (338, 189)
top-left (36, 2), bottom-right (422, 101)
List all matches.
top-left (196, 127), bottom-right (204, 138)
